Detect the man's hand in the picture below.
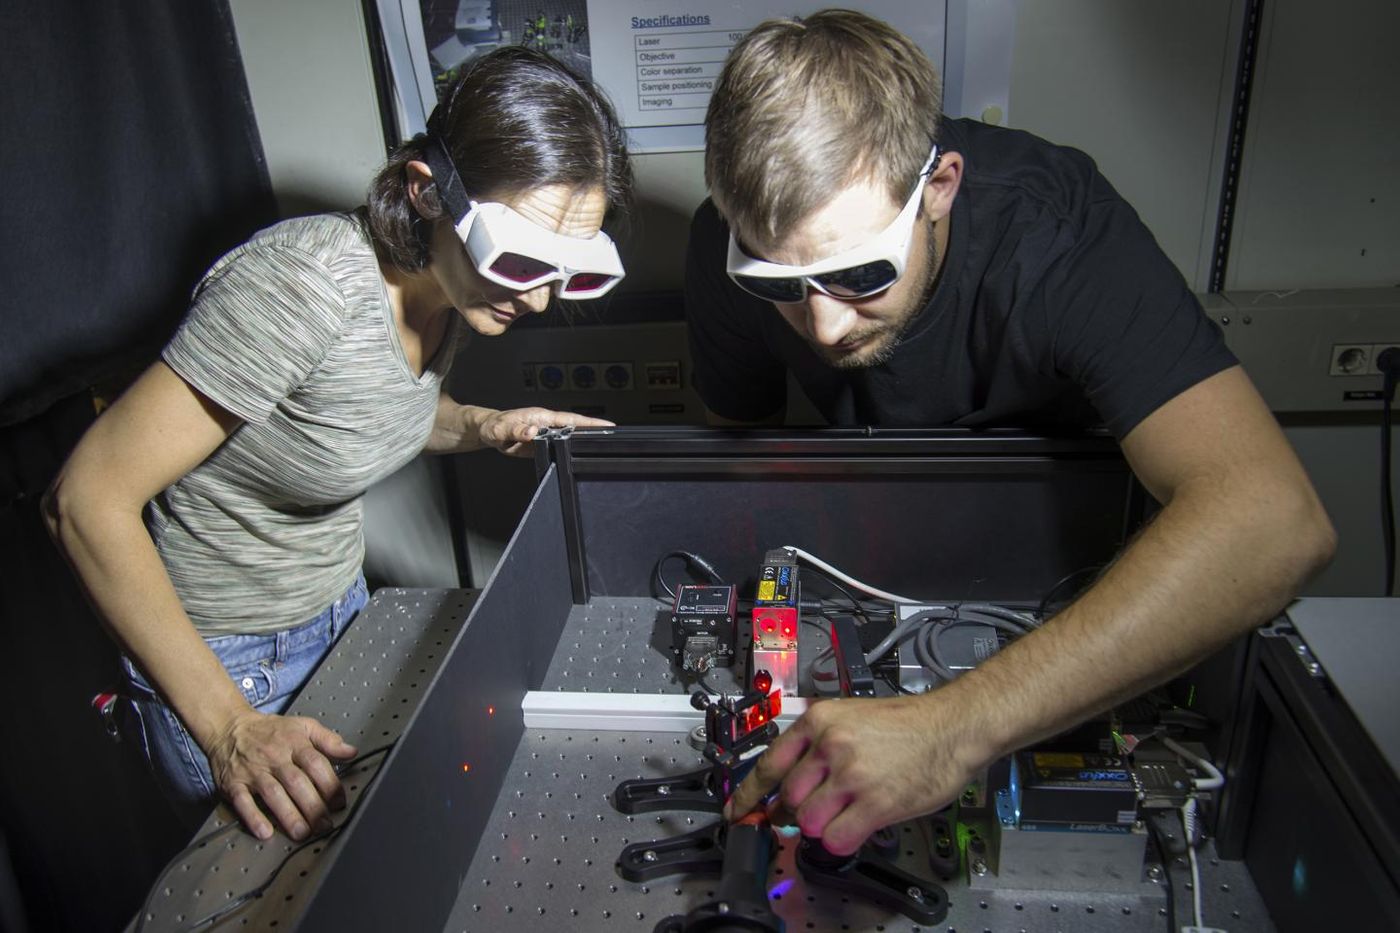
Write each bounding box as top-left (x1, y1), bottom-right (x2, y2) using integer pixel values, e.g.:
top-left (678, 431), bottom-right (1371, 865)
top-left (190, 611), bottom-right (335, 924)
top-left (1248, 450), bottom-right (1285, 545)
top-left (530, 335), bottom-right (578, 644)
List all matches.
top-left (722, 693), bottom-right (979, 856)
top-left (206, 710), bottom-right (357, 841)
top-left (477, 407), bottom-right (614, 456)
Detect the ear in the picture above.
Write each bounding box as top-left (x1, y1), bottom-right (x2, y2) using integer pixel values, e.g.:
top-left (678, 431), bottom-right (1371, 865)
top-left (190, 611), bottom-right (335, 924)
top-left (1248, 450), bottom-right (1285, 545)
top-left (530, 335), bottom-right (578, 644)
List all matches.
top-left (405, 160), bottom-right (435, 219)
top-left (922, 150), bottom-right (963, 223)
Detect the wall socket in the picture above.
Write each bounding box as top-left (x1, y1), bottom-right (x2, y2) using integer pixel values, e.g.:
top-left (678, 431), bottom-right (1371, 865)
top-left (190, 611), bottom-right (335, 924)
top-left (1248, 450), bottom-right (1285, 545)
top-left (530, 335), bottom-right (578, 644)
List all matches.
top-left (1368, 343), bottom-right (1399, 375)
top-left (1328, 343), bottom-right (1371, 376)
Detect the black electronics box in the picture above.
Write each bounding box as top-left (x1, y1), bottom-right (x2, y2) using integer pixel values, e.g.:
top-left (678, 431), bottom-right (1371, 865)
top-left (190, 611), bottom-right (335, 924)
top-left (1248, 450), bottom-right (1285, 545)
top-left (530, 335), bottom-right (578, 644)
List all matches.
top-left (671, 584), bottom-right (738, 669)
top-left (1014, 750), bottom-right (1139, 827)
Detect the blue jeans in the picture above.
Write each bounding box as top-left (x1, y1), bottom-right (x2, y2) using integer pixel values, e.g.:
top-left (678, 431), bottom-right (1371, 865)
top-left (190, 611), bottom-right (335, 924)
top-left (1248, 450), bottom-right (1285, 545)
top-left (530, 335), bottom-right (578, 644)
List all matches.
top-left (121, 573), bottom-right (368, 817)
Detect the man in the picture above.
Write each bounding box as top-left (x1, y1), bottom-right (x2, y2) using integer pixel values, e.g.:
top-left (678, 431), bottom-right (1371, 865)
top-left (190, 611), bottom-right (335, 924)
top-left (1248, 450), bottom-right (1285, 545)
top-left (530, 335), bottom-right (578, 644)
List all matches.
top-left (685, 10), bottom-right (1335, 855)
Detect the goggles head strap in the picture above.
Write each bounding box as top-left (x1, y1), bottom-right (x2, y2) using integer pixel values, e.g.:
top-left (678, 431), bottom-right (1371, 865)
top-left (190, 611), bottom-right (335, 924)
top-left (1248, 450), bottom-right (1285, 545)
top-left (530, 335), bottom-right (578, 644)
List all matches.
top-left (422, 134), bottom-right (473, 227)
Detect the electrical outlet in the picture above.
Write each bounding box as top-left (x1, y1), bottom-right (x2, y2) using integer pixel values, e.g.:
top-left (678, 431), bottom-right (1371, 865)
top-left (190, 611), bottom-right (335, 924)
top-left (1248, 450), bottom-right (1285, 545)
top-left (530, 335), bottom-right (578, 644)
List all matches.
top-left (645, 361), bottom-right (682, 389)
top-left (535, 363), bottom-right (566, 391)
top-left (1328, 343), bottom-right (1370, 376)
top-left (1368, 343), bottom-right (1400, 375)
top-left (600, 362), bottom-right (634, 390)
top-left (568, 363), bottom-right (598, 390)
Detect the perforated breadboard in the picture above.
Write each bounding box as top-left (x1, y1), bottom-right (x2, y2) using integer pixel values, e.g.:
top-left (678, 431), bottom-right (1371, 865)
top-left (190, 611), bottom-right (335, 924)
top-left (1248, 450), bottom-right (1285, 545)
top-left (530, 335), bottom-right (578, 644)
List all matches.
top-left (443, 728), bottom-right (1274, 933)
top-left (449, 597), bottom-right (1275, 933)
top-left (129, 588), bottom-right (477, 932)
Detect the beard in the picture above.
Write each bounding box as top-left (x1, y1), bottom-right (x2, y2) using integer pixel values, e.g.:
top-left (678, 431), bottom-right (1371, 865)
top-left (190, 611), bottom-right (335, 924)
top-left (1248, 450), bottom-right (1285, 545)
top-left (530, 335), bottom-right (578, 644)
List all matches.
top-left (814, 226), bottom-right (942, 370)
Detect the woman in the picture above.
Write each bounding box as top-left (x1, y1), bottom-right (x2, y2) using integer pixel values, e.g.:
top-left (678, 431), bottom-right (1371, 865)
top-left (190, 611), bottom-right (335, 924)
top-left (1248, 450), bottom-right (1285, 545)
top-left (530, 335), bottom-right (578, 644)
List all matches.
top-left (44, 47), bottom-right (631, 842)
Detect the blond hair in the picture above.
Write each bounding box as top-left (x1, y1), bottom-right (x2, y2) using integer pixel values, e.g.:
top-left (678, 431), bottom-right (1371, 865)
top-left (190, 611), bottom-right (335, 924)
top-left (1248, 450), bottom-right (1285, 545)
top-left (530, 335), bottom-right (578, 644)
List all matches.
top-left (704, 9), bottom-right (942, 250)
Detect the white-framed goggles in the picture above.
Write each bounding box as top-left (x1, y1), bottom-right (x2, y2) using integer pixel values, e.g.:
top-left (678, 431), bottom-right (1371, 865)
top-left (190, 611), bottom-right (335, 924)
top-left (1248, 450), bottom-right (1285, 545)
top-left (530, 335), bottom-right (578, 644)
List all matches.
top-left (726, 142), bottom-right (940, 304)
top-left (423, 134), bottom-right (625, 300)
top-left (455, 200), bottom-right (625, 299)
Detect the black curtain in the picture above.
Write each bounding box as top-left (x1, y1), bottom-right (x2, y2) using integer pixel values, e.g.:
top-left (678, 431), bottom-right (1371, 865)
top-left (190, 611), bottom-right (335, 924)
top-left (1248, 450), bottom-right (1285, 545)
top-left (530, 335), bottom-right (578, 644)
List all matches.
top-left (0, 2), bottom-right (276, 930)
top-left (0, 0), bottom-right (275, 424)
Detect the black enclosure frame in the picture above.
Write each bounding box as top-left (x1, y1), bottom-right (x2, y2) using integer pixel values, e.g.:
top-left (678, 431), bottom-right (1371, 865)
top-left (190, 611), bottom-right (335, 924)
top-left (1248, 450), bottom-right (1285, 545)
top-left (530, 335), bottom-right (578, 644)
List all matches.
top-left (535, 426), bottom-right (1150, 606)
top-left (293, 427), bottom-right (1148, 931)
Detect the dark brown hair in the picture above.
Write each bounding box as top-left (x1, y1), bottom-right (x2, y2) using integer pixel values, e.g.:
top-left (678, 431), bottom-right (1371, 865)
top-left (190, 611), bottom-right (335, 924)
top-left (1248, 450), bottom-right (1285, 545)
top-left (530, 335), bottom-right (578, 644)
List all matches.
top-left (368, 47), bottom-right (632, 271)
top-left (705, 9), bottom-right (941, 252)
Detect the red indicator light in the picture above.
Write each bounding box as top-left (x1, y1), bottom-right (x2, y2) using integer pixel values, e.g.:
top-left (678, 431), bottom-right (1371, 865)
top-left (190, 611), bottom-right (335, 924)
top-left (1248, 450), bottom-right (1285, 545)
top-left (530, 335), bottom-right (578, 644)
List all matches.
top-left (462, 763), bottom-right (472, 773)
top-left (487, 706), bottom-right (495, 716)
top-left (762, 619), bottom-right (775, 632)
top-left (753, 671), bottom-right (773, 694)
top-left (781, 622), bottom-right (795, 636)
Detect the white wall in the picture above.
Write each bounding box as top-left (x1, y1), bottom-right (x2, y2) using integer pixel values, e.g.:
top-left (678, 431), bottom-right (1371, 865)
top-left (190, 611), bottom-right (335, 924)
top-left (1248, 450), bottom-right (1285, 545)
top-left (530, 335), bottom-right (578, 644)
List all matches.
top-left (1227, 0), bottom-right (1400, 289)
top-left (227, 0), bottom-right (386, 216)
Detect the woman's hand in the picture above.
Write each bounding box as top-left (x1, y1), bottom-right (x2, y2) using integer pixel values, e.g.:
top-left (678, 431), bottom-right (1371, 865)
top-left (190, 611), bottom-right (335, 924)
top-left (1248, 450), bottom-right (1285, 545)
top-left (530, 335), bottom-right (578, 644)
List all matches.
top-left (477, 406), bottom-right (614, 456)
top-left (205, 709), bottom-right (358, 841)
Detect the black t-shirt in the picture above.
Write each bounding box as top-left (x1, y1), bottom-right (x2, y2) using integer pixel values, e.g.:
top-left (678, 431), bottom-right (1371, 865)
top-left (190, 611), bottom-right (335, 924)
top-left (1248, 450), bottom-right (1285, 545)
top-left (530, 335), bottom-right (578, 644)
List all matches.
top-left (685, 117), bottom-right (1237, 439)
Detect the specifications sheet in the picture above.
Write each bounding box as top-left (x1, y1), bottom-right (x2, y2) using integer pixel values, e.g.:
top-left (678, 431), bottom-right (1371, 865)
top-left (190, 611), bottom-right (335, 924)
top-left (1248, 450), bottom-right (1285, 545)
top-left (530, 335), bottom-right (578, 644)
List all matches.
top-left (586, 1), bottom-right (948, 149)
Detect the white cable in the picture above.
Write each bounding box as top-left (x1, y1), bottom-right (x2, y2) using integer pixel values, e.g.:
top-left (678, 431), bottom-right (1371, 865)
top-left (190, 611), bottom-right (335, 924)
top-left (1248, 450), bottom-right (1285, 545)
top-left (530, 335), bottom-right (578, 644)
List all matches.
top-left (781, 545), bottom-right (920, 604)
top-left (1161, 736), bottom-right (1225, 790)
top-left (1182, 798), bottom-right (1204, 929)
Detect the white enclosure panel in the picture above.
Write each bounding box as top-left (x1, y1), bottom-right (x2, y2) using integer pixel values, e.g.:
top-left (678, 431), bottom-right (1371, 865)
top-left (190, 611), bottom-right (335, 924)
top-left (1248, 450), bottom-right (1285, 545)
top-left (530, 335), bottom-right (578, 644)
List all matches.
top-left (1228, 0), bottom-right (1400, 289)
top-left (1008, 0), bottom-right (1241, 291)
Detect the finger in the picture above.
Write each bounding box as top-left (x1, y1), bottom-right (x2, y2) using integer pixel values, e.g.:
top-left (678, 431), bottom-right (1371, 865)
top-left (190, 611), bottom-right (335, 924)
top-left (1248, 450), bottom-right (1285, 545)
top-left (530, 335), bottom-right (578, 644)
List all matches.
top-left (256, 774), bottom-right (311, 841)
top-left (228, 785), bottom-right (274, 841)
top-left (776, 754), bottom-right (830, 813)
top-left (818, 799), bottom-right (884, 857)
top-left (306, 721), bottom-right (356, 760)
top-left (723, 725), bottom-right (812, 819)
top-left (792, 779), bottom-right (854, 841)
top-left (294, 745), bottom-right (346, 812)
top-left (546, 411), bottom-right (615, 428)
top-left (275, 760), bottom-right (332, 833)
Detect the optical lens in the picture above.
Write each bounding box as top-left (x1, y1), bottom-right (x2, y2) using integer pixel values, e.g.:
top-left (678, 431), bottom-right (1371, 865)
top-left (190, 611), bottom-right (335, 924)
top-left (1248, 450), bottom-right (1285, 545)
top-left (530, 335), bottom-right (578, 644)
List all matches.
top-left (560, 272), bottom-right (618, 295)
top-left (489, 252), bottom-right (556, 284)
top-left (732, 274), bottom-right (807, 303)
top-left (813, 260), bottom-right (899, 298)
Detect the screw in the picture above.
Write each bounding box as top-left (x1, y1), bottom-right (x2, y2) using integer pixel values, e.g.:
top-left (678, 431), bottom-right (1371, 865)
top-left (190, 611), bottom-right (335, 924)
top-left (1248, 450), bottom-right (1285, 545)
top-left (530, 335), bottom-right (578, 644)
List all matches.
top-left (971, 859), bottom-right (988, 876)
top-left (1147, 865), bottom-right (1163, 881)
top-left (717, 902), bottom-right (730, 914)
top-left (907, 886), bottom-right (923, 900)
top-left (658, 785), bottom-right (671, 796)
top-left (642, 851), bottom-right (657, 863)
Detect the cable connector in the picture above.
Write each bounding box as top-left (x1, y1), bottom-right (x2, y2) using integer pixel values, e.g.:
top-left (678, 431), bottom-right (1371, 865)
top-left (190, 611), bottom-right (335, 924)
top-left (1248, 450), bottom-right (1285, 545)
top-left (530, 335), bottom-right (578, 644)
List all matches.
top-left (1379, 346), bottom-right (1400, 402)
top-left (680, 635), bottom-right (719, 673)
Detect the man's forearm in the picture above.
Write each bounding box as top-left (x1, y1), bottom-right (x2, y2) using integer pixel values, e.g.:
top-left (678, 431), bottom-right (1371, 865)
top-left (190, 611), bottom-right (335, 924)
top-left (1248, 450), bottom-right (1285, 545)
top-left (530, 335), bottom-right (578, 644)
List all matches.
top-left (937, 475), bottom-right (1334, 765)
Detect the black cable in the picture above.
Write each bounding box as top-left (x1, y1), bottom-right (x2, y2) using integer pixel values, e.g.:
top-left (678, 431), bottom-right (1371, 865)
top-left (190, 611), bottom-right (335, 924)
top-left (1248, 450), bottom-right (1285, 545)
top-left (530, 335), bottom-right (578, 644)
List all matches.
top-left (1378, 348), bottom-right (1399, 596)
top-left (799, 566), bottom-right (875, 621)
top-left (879, 673), bottom-right (915, 696)
top-left (136, 745), bottom-right (395, 933)
top-left (1036, 565), bottom-right (1102, 619)
top-left (1144, 812), bottom-right (1178, 933)
top-left (652, 550), bottom-right (725, 603)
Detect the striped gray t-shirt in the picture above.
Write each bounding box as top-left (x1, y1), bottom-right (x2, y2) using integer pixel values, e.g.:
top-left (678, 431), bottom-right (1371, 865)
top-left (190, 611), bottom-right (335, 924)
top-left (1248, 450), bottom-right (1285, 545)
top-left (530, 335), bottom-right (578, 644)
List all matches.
top-left (152, 212), bottom-right (458, 635)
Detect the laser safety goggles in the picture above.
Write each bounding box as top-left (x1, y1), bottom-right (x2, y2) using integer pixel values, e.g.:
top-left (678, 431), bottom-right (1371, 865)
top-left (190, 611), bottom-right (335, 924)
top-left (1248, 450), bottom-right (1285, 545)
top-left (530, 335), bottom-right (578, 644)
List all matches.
top-left (423, 135), bottom-right (625, 299)
top-left (725, 143), bottom-right (940, 304)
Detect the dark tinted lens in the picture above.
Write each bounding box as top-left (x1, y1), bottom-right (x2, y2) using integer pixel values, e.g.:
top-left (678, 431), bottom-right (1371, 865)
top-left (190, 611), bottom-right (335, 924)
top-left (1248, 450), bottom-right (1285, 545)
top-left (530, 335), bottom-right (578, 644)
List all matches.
top-left (560, 272), bottom-right (617, 295)
top-left (732, 274), bottom-right (807, 303)
top-left (813, 260), bottom-right (899, 298)
top-left (489, 252), bottom-right (556, 283)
